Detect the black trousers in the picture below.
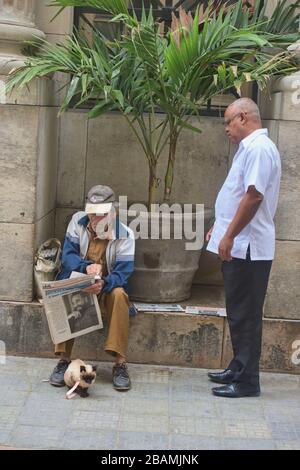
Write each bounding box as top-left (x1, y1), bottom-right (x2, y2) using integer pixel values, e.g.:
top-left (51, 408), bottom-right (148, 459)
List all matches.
top-left (222, 247), bottom-right (272, 389)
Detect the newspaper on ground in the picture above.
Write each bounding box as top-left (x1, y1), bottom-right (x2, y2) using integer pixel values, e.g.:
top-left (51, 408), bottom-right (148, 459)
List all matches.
top-left (133, 303), bottom-right (185, 312)
top-left (185, 306), bottom-right (226, 316)
top-left (41, 272), bottom-right (103, 344)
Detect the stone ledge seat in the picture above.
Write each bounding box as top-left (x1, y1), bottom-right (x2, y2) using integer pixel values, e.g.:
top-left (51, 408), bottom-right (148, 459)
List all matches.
top-left (0, 297), bottom-right (299, 374)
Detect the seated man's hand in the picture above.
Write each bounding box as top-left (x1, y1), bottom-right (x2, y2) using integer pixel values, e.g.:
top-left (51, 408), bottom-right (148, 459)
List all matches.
top-left (86, 263), bottom-right (102, 276)
top-left (83, 279), bottom-right (104, 295)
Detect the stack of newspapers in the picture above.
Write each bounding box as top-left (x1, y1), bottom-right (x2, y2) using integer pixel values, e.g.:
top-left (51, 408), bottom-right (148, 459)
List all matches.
top-left (133, 303), bottom-right (185, 312)
top-left (42, 273), bottom-right (100, 299)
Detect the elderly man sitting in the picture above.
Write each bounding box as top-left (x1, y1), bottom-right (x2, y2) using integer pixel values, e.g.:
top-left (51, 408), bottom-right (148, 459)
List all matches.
top-left (49, 185), bottom-right (135, 391)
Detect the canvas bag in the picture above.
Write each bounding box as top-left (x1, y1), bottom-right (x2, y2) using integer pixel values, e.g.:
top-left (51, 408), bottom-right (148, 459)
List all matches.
top-left (34, 238), bottom-right (61, 299)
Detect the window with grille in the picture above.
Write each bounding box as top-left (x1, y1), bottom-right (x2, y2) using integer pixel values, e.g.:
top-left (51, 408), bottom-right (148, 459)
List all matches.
top-left (73, 1), bottom-right (255, 115)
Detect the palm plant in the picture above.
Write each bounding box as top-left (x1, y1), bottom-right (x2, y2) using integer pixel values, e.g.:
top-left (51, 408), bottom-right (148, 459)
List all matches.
top-left (7, 0), bottom-right (300, 207)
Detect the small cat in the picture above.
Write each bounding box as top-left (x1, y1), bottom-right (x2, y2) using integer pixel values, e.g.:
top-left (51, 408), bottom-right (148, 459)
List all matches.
top-left (64, 359), bottom-right (97, 398)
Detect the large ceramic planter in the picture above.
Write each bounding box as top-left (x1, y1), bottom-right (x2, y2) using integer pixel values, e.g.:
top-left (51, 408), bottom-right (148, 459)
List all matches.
top-left (124, 207), bottom-right (214, 302)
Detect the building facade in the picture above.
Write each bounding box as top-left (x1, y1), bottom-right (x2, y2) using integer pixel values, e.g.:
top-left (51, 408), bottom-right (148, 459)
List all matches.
top-left (0, 0), bottom-right (299, 371)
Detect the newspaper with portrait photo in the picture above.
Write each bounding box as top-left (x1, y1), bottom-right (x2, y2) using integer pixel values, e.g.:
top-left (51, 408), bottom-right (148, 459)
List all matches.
top-left (41, 272), bottom-right (103, 344)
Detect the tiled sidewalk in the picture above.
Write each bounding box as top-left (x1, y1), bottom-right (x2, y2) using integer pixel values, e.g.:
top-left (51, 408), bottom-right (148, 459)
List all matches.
top-left (0, 356), bottom-right (299, 450)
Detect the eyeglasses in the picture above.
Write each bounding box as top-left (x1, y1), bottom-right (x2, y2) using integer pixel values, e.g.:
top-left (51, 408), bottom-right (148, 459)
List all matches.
top-left (223, 112), bottom-right (243, 127)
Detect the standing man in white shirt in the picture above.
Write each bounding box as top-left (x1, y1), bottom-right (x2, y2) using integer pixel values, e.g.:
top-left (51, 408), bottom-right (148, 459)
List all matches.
top-left (206, 97), bottom-right (281, 398)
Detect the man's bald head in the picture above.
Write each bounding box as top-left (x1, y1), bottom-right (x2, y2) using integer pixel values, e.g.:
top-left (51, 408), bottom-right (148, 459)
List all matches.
top-left (224, 98), bottom-right (262, 144)
top-left (227, 98), bottom-right (261, 123)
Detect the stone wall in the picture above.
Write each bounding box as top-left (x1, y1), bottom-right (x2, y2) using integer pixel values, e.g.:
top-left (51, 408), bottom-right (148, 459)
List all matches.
top-left (0, 1), bottom-right (60, 301)
top-left (55, 112), bottom-right (229, 215)
top-left (1, 301), bottom-right (299, 374)
top-left (258, 48), bottom-right (300, 322)
top-left (0, 2), bottom-right (74, 302)
top-left (0, 102), bottom-right (58, 301)
top-left (264, 122), bottom-right (300, 320)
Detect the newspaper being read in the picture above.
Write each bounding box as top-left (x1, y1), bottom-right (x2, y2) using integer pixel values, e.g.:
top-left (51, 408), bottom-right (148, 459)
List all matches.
top-left (41, 272), bottom-right (103, 345)
top-left (42, 272), bottom-right (101, 298)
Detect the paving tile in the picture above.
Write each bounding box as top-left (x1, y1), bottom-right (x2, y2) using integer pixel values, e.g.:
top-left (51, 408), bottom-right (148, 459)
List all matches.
top-left (223, 420), bottom-right (272, 439)
top-left (170, 383), bottom-right (211, 401)
top-left (0, 390), bottom-right (29, 407)
top-left (1, 357), bottom-right (300, 450)
top-left (0, 377), bottom-right (33, 391)
top-left (119, 415), bottom-right (169, 434)
top-left (61, 429), bottom-right (117, 450)
top-left (170, 434), bottom-right (222, 450)
top-left (170, 400), bottom-right (218, 419)
top-left (170, 369), bottom-right (208, 381)
top-left (221, 438), bottom-right (276, 450)
top-left (216, 405), bottom-right (266, 421)
top-left (275, 440), bottom-right (300, 450)
top-left (269, 422), bottom-right (300, 441)
top-left (76, 396), bottom-right (124, 414)
top-left (0, 429), bottom-right (12, 446)
top-left (170, 417), bottom-right (222, 437)
top-left (122, 398), bottom-right (169, 416)
top-left (131, 368), bottom-right (170, 384)
top-left (118, 431), bottom-right (169, 450)
top-left (0, 406), bottom-right (21, 431)
top-left (68, 410), bottom-right (120, 431)
top-left (9, 425), bottom-right (64, 449)
top-left (125, 382), bottom-right (169, 399)
top-left (24, 388), bottom-right (66, 402)
top-left (18, 404), bottom-right (73, 427)
top-left (263, 408), bottom-right (297, 423)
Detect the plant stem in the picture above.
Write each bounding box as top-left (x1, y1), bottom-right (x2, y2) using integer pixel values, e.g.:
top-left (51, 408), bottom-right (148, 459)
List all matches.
top-left (164, 130), bottom-right (178, 203)
top-left (148, 160), bottom-right (158, 210)
top-left (122, 112), bottom-right (148, 156)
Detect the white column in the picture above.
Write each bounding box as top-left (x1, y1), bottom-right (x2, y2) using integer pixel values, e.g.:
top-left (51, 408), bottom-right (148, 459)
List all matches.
top-left (0, 1), bottom-right (57, 303)
top-left (261, 40), bottom-right (300, 121)
top-left (271, 40), bottom-right (300, 114)
top-left (0, 0), bottom-right (45, 74)
top-left (265, 0), bottom-right (297, 16)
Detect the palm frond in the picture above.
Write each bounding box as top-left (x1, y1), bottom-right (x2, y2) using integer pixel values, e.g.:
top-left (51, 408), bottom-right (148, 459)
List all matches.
top-left (7, 0), bottom-right (300, 205)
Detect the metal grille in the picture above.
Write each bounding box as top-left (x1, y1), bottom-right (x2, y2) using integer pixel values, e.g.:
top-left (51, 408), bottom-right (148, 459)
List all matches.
top-left (73, 1), bottom-right (255, 115)
top-left (74, 1), bottom-right (236, 33)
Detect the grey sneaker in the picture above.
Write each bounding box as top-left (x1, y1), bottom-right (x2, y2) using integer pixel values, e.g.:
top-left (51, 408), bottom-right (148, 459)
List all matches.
top-left (112, 363), bottom-right (131, 391)
top-left (49, 359), bottom-right (70, 387)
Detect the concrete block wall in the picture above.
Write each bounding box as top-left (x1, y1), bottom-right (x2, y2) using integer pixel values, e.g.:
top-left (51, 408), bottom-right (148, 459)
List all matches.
top-left (0, 0), bottom-right (72, 302)
top-left (1, 301), bottom-right (299, 374)
top-left (35, 2), bottom-right (74, 107)
top-left (55, 112), bottom-right (229, 208)
top-left (0, 102), bottom-right (58, 301)
top-left (259, 90), bottom-right (300, 322)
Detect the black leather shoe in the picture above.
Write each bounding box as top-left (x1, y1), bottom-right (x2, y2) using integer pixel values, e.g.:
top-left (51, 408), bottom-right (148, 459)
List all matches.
top-left (212, 383), bottom-right (260, 398)
top-left (49, 359), bottom-right (70, 387)
top-left (112, 363), bottom-right (131, 391)
top-left (208, 369), bottom-right (235, 384)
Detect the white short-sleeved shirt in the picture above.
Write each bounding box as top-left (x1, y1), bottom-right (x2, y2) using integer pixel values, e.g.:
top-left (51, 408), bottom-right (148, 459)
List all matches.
top-left (207, 129), bottom-right (281, 260)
